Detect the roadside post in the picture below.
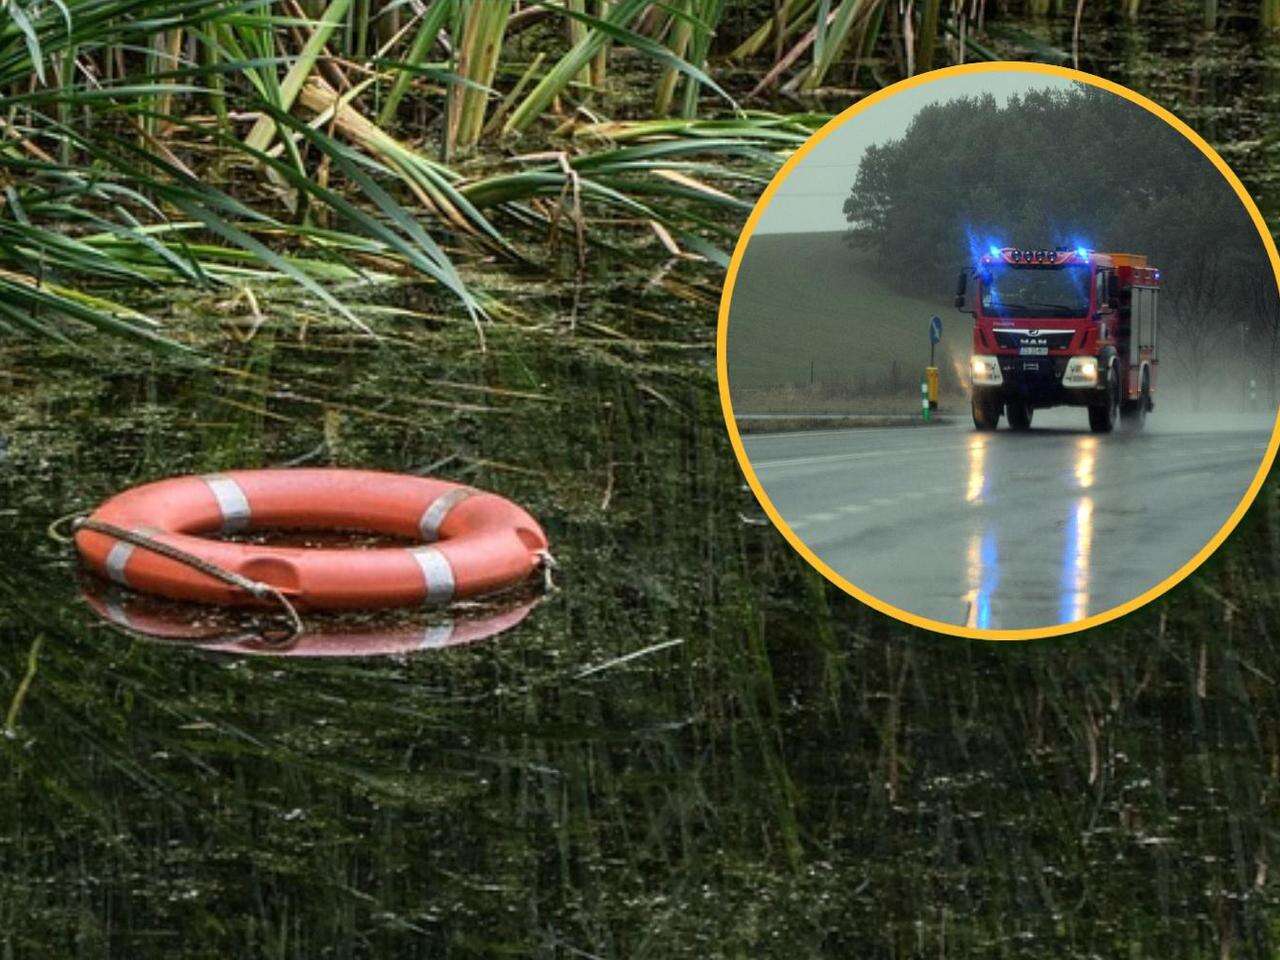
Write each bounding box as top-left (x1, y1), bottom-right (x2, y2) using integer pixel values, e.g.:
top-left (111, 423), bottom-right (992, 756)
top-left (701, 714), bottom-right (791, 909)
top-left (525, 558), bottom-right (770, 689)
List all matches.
top-left (926, 315), bottom-right (942, 412)
top-left (920, 378), bottom-right (931, 421)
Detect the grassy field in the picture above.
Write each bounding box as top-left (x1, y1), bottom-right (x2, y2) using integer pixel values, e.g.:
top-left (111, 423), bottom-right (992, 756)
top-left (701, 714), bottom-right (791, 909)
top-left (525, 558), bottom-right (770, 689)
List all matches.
top-left (724, 231), bottom-right (970, 413)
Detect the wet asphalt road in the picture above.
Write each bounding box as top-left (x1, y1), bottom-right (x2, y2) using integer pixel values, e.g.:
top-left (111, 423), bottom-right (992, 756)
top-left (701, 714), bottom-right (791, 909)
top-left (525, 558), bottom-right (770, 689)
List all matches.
top-left (742, 409), bottom-right (1276, 631)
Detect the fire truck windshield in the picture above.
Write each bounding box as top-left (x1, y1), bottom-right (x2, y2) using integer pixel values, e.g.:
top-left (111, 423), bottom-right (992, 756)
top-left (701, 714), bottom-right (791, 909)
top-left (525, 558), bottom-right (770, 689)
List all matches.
top-left (980, 264), bottom-right (1090, 318)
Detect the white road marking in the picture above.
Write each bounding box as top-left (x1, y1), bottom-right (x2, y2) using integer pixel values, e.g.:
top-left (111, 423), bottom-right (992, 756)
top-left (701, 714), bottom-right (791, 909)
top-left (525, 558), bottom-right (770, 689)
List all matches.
top-left (747, 440), bottom-right (972, 470)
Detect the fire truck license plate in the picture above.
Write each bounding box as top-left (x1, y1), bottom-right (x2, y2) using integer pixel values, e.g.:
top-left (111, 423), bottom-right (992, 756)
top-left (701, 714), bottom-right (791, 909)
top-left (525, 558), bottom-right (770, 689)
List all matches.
top-left (1019, 346), bottom-right (1048, 356)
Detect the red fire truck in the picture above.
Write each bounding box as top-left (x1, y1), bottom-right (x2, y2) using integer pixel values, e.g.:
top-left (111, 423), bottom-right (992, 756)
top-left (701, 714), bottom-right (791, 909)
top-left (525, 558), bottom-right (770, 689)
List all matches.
top-left (955, 246), bottom-right (1160, 433)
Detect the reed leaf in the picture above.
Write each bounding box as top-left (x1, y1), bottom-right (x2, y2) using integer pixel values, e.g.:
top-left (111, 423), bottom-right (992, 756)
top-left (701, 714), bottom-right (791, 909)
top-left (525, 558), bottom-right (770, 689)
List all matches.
top-left (446, 0), bottom-right (511, 154)
top-left (375, 0), bottom-right (454, 126)
top-left (503, 0), bottom-right (650, 134)
top-left (242, 0), bottom-right (355, 152)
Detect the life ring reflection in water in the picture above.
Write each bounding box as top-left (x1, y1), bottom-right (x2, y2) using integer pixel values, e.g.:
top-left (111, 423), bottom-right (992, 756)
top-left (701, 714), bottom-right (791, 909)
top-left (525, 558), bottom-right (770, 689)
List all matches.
top-left (80, 578), bottom-right (543, 658)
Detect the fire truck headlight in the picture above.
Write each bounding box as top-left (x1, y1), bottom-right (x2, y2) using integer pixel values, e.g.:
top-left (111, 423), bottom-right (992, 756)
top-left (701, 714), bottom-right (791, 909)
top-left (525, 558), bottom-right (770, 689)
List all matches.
top-left (970, 355), bottom-right (1003, 386)
top-left (1063, 356), bottom-right (1099, 387)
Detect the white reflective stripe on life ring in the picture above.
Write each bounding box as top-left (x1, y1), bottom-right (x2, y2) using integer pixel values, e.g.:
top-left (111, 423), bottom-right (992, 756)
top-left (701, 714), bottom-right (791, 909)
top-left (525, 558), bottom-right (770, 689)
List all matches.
top-left (418, 487), bottom-right (474, 542)
top-left (105, 540), bottom-right (135, 586)
top-left (408, 546), bottom-right (456, 604)
top-left (103, 524), bottom-right (164, 587)
top-left (201, 474), bottom-right (251, 533)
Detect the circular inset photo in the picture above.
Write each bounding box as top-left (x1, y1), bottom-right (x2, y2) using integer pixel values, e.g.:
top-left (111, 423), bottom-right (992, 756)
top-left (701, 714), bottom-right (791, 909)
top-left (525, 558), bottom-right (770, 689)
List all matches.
top-left (719, 63), bottom-right (1280, 640)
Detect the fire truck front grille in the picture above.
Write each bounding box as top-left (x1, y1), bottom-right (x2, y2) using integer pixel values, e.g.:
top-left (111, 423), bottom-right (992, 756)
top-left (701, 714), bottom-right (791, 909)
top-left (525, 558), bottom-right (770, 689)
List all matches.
top-left (993, 330), bottom-right (1075, 351)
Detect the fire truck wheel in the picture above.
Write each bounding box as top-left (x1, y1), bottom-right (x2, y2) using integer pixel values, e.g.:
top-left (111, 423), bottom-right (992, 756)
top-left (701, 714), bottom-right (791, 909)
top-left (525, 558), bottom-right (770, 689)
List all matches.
top-left (1006, 401), bottom-right (1033, 431)
top-left (1088, 361), bottom-right (1121, 434)
top-left (972, 394), bottom-right (1001, 431)
top-left (1120, 372), bottom-right (1148, 433)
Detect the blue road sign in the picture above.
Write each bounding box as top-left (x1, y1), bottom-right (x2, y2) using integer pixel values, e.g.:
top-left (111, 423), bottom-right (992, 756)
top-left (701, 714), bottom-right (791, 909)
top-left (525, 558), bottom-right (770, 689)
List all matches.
top-left (929, 315), bottom-right (942, 344)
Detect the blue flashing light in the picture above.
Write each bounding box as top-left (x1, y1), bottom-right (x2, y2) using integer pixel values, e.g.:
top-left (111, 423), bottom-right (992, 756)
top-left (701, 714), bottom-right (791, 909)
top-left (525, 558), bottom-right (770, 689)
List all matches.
top-left (988, 245), bottom-right (1001, 258)
top-left (1075, 246), bottom-right (1088, 259)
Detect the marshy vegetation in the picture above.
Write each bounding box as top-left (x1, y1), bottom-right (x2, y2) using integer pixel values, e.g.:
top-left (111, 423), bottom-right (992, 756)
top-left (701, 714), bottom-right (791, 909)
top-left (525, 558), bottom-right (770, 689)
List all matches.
top-left (4, 0), bottom-right (1280, 350)
top-left (3, 1), bottom-right (1280, 956)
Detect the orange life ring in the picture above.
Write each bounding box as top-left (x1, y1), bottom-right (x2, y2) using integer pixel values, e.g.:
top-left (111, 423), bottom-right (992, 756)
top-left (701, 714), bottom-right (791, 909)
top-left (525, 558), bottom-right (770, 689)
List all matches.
top-left (74, 469), bottom-right (549, 611)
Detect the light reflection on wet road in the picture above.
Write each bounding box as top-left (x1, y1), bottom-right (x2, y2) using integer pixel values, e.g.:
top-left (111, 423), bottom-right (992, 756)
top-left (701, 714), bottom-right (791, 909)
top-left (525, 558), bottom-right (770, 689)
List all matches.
top-left (742, 410), bottom-right (1276, 630)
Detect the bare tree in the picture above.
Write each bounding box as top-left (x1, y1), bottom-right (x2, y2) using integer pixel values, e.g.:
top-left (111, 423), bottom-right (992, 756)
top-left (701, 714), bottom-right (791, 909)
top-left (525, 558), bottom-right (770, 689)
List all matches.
top-left (1238, 258), bottom-right (1280, 408)
top-left (1163, 249), bottom-right (1231, 411)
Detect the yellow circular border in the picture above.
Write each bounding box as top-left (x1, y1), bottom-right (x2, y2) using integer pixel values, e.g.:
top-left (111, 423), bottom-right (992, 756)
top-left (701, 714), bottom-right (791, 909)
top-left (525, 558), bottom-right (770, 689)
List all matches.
top-left (717, 61), bottom-right (1280, 642)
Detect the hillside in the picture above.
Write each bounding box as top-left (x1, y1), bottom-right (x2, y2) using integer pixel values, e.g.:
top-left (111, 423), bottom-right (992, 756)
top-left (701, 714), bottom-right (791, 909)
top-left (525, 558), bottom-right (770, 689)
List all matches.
top-left (725, 231), bottom-right (968, 411)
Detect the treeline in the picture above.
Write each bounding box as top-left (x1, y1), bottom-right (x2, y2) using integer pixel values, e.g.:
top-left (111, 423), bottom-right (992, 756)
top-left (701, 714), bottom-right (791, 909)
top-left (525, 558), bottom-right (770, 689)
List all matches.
top-left (843, 84), bottom-right (1280, 405)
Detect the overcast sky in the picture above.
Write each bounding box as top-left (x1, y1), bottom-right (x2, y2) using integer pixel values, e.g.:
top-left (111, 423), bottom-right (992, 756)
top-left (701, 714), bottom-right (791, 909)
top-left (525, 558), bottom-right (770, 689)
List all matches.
top-left (757, 70), bottom-right (1080, 234)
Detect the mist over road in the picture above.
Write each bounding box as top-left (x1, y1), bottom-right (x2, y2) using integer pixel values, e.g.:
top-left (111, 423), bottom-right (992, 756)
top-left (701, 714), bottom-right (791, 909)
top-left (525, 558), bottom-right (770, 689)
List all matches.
top-left (742, 410), bottom-right (1276, 630)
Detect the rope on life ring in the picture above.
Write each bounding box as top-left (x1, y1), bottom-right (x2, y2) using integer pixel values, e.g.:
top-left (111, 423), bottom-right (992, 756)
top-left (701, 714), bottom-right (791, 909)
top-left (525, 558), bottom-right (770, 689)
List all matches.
top-left (73, 517), bottom-right (305, 646)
